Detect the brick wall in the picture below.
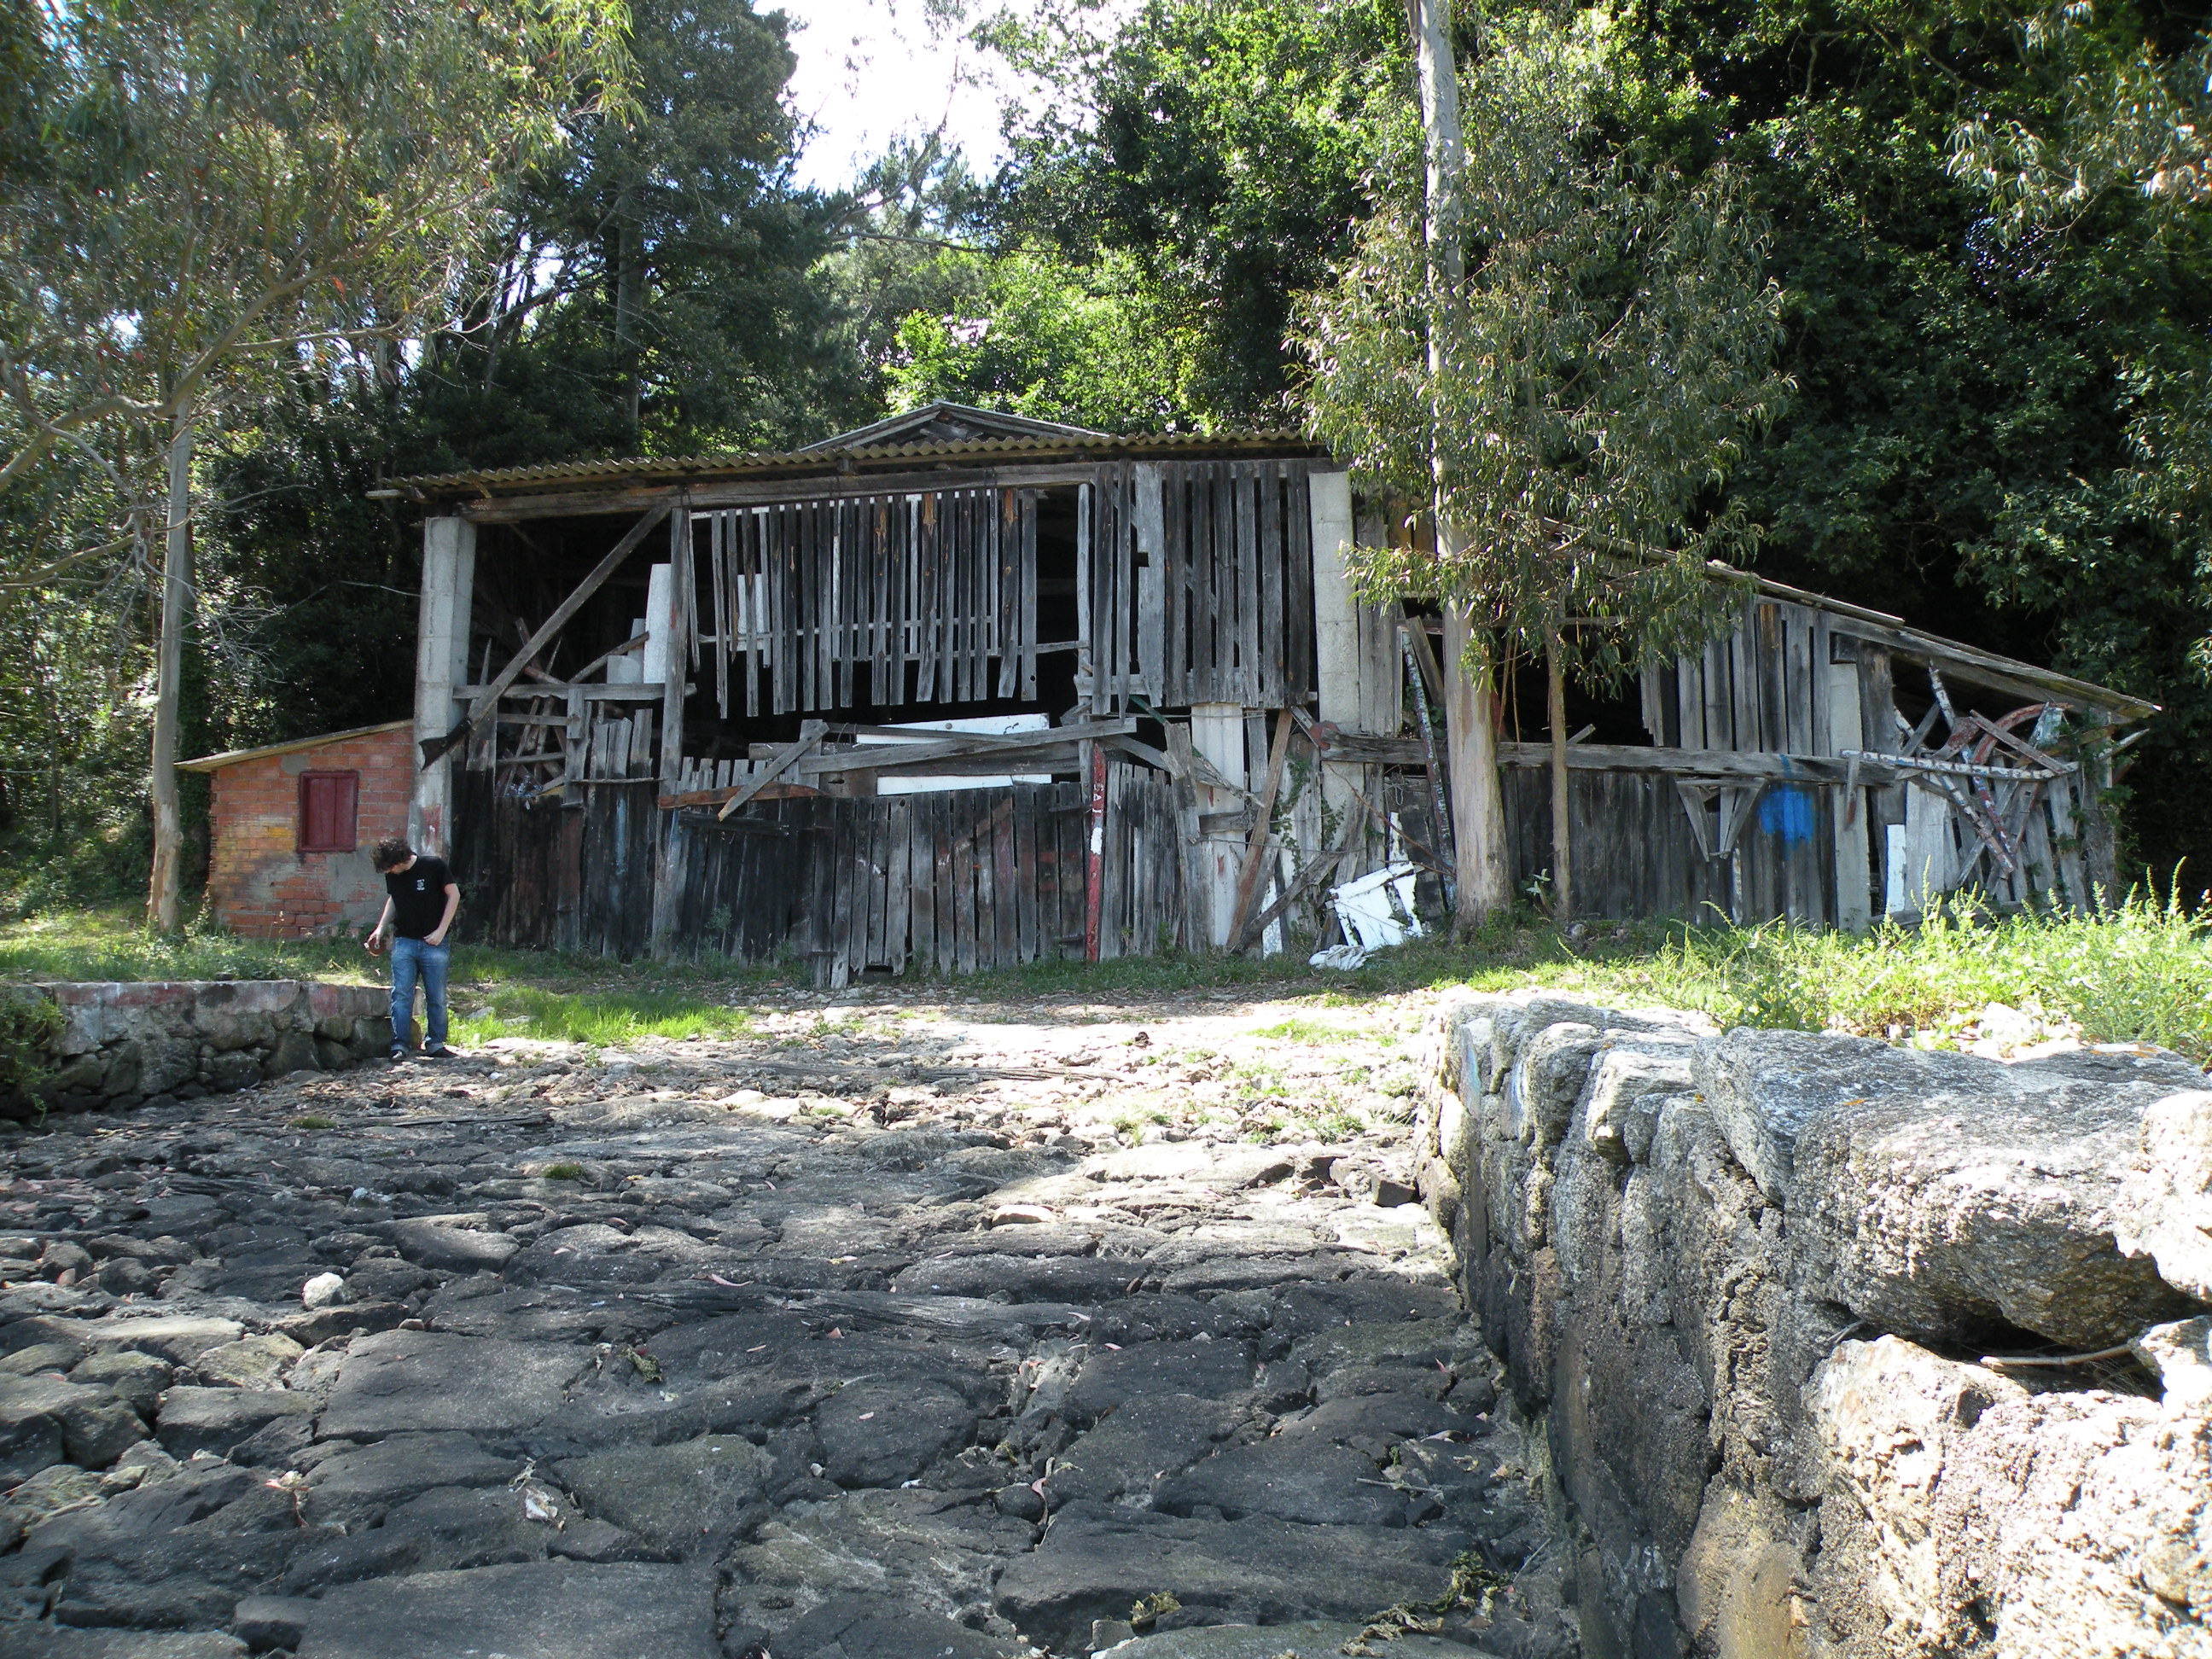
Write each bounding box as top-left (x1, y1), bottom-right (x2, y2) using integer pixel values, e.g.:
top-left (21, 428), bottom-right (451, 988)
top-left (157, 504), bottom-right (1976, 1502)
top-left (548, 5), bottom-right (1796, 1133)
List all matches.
top-left (206, 727), bottom-right (415, 939)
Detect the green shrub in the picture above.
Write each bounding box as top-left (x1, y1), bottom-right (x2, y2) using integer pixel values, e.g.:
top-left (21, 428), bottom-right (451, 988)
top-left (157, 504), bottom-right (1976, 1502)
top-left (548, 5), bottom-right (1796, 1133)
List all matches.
top-left (0, 988), bottom-right (65, 1096)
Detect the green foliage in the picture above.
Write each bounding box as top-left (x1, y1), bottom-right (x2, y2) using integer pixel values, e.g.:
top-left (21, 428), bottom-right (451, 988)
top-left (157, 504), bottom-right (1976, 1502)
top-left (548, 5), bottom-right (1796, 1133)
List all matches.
top-left (882, 249), bottom-right (1185, 431)
top-left (0, 987), bottom-right (62, 1097)
top-left (1951, 3), bottom-right (2212, 231)
top-left (1301, 9), bottom-right (1789, 661)
top-left (987, 0), bottom-right (1415, 425)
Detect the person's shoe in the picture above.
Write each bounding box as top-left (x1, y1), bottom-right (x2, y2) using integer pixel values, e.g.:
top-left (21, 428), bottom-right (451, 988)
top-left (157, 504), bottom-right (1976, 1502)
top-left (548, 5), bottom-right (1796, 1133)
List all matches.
top-left (423, 1045), bottom-right (456, 1060)
top-left (388, 1045), bottom-right (414, 1063)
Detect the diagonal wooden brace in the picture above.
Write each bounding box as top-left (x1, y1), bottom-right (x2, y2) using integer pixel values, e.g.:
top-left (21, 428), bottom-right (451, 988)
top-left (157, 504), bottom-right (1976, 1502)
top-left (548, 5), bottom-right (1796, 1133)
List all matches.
top-left (420, 502), bottom-right (672, 767)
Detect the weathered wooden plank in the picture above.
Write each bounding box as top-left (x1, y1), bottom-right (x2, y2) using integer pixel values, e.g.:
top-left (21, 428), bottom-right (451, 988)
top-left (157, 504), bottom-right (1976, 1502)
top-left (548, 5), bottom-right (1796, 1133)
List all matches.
top-left (952, 793), bottom-right (979, 975)
top-left (1257, 463), bottom-right (1284, 706)
top-left (797, 501), bottom-right (818, 713)
top-left (834, 498), bottom-right (855, 710)
top-left (1701, 637), bottom-right (1730, 752)
top-left (996, 489), bottom-right (1018, 699)
top-left (1074, 482), bottom-right (1093, 707)
top-left (991, 793), bottom-right (1018, 968)
top-left (1161, 467), bottom-right (1185, 706)
top-left (1089, 468), bottom-right (1115, 714)
top-left (859, 798), bottom-right (888, 972)
top-left (1725, 623), bottom-right (1755, 752)
top-left (1019, 489), bottom-right (1040, 701)
top-left (1284, 466), bottom-right (1314, 704)
top-left (1760, 602), bottom-right (1790, 758)
top-left (905, 793), bottom-right (934, 974)
top-left (974, 489), bottom-right (993, 704)
top-left (1186, 469), bottom-right (1214, 701)
top-left (937, 793), bottom-right (962, 975)
top-left (1011, 787), bottom-right (1037, 963)
top-left (1235, 463), bottom-right (1262, 706)
top-left (953, 490), bottom-right (975, 704)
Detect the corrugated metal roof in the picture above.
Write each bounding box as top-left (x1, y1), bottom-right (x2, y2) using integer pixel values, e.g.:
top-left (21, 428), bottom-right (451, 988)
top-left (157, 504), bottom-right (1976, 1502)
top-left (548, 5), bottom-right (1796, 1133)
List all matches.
top-left (381, 428), bottom-right (1324, 501)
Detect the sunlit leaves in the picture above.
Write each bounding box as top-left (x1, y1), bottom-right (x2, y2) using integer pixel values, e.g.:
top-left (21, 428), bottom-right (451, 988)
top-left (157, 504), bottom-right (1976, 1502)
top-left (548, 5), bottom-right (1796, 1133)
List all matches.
top-left (1301, 9), bottom-right (1789, 672)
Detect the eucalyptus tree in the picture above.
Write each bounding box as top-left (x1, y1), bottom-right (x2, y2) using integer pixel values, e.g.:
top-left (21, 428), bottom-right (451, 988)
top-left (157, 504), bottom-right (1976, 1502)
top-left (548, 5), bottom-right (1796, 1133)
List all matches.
top-left (1301, 9), bottom-right (1788, 920)
top-left (0, 0), bottom-right (632, 930)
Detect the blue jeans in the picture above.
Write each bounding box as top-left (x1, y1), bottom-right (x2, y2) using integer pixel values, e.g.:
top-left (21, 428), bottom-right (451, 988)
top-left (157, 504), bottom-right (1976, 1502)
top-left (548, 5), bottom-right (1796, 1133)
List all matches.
top-left (389, 936), bottom-right (450, 1051)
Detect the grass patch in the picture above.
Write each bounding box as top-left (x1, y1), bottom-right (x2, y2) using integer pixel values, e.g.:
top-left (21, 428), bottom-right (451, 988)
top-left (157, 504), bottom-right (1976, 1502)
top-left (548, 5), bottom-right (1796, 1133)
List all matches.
top-left (0, 908), bottom-right (377, 986)
top-left (539, 1163), bottom-right (585, 1181)
top-left (1250, 1016), bottom-right (1359, 1044)
top-left (452, 986), bottom-right (759, 1048)
top-left (1594, 890), bottom-right (2212, 1061)
top-left (287, 1115), bottom-right (337, 1130)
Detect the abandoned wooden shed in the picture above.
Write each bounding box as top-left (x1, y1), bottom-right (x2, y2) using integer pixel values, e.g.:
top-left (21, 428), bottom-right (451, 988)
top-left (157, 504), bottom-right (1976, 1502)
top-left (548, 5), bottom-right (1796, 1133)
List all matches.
top-left (375, 402), bottom-right (2151, 977)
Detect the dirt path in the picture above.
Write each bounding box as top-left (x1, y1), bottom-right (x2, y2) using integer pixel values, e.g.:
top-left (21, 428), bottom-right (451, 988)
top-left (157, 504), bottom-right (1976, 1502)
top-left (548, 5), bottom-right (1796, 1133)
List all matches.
top-left (0, 984), bottom-right (1577, 1659)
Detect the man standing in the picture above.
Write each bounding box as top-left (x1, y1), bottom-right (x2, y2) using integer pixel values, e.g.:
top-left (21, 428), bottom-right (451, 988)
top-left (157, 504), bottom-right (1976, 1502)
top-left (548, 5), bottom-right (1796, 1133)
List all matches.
top-left (365, 838), bottom-right (462, 1062)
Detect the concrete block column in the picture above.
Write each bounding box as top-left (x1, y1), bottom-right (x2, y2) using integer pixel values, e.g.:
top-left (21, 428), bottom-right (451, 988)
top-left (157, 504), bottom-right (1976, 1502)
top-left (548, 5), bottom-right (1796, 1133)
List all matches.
top-left (410, 515), bottom-right (475, 856)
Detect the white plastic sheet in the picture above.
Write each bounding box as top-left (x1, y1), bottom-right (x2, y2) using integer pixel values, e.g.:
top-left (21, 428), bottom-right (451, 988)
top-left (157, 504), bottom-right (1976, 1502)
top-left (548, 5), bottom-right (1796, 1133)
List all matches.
top-left (1329, 862), bottom-right (1425, 952)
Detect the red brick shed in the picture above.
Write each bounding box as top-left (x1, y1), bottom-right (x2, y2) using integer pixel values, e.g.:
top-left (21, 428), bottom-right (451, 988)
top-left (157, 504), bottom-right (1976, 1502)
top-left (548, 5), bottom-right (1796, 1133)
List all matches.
top-left (179, 720), bottom-right (415, 939)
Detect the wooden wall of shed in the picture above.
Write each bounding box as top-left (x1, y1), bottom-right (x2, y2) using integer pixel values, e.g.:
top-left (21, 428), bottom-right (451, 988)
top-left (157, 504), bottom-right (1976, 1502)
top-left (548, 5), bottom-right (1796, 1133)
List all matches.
top-left (1504, 765), bottom-right (1840, 925)
top-left (453, 765), bottom-right (1182, 975)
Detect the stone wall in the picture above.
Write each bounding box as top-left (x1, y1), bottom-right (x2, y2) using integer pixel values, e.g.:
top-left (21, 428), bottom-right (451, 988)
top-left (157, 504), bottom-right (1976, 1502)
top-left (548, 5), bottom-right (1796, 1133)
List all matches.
top-left (201, 724), bottom-right (414, 939)
top-left (3, 981), bottom-right (390, 1120)
top-left (1417, 992), bottom-right (2212, 1659)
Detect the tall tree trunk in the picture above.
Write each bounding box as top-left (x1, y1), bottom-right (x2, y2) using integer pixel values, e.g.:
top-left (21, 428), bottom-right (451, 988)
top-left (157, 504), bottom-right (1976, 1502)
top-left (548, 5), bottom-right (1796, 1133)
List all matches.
top-left (147, 404), bottom-right (193, 934)
top-left (1410, 0), bottom-right (1514, 928)
top-left (1546, 632), bottom-right (1571, 919)
top-left (1443, 605), bottom-right (1513, 923)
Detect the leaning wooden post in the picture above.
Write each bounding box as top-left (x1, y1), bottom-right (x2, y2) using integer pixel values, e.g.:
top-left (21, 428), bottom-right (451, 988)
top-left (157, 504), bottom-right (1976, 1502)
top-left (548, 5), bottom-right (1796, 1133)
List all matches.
top-left (649, 500), bottom-right (693, 958)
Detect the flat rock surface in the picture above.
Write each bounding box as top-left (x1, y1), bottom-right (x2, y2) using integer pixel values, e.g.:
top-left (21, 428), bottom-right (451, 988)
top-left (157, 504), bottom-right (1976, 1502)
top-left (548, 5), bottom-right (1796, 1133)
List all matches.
top-left (294, 1561), bottom-right (719, 1657)
top-left (1102, 1626), bottom-right (1501, 1657)
top-left (0, 981), bottom-right (1561, 1657)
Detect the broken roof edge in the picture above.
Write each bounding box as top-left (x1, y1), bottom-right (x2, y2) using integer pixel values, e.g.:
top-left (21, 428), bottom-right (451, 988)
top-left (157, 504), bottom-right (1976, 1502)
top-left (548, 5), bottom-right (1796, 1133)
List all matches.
top-left (1709, 566), bottom-right (2157, 722)
top-left (375, 427), bottom-right (1326, 503)
top-left (178, 719), bottom-right (413, 773)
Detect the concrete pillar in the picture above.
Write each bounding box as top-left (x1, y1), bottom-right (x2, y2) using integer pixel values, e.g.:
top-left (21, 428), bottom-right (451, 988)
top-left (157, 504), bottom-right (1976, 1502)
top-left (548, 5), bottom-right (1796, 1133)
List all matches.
top-left (410, 515), bottom-right (475, 857)
top-left (1307, 470), bottom-right (1366, 827)
top-left (1190, 701), bottom-right (1247, 948)
top-left (641, 562), bottom-right (674, 687)
top-left (1827, 658), bottom-right (1872, 930)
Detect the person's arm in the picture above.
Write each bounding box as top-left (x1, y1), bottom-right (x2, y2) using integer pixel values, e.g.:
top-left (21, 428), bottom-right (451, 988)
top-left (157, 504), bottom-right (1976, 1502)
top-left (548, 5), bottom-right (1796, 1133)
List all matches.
top-left (426, 883), bottom-right (462, 947)
top-left (365, 896), bottom-right (394, 953)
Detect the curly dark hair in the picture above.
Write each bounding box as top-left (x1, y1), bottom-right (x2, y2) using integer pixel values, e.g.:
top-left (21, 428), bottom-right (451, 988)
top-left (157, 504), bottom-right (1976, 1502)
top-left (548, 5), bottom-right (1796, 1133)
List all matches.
top-left (370, 837), bottom-right (414, 871)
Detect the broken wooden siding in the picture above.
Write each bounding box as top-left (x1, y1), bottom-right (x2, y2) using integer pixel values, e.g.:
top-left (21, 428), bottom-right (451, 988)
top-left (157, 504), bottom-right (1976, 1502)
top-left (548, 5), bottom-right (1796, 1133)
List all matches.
top-left (1097, 459), bottom-right (1316, 713)
top-left (690, 487), bottom-right (1043, 717)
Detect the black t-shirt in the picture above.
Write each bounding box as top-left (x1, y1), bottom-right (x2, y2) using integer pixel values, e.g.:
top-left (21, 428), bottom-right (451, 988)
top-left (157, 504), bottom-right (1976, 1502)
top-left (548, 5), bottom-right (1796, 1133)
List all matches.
top-left (385, 856), bottom-right (454, 940)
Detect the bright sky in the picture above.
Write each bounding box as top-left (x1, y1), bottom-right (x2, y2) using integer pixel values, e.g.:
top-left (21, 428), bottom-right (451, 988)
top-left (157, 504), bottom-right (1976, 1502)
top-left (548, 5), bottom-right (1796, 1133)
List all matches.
top-left (781, 0), bottom-right (1016, 190)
